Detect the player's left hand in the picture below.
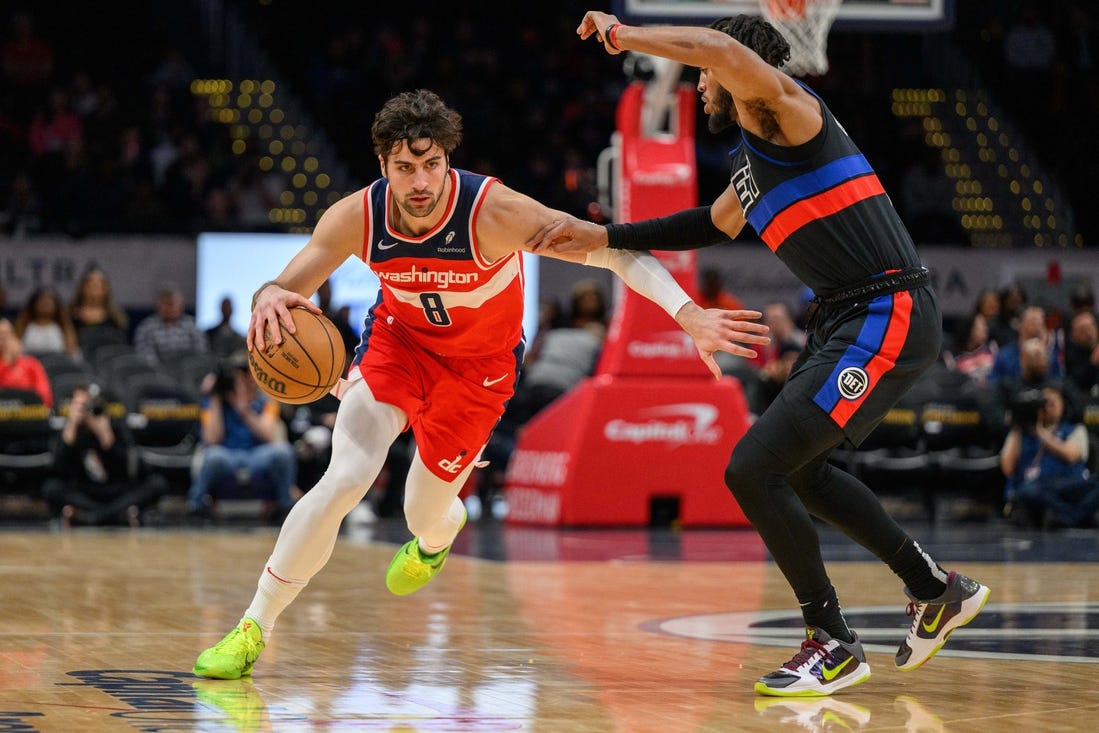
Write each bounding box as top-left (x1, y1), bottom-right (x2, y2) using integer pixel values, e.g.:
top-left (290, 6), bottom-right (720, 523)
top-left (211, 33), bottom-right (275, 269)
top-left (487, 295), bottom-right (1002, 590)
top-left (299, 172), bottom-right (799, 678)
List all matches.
top-left (578, 11), bottom-right (623, 54)
top-left (675, 303), bottom-right (770, 379)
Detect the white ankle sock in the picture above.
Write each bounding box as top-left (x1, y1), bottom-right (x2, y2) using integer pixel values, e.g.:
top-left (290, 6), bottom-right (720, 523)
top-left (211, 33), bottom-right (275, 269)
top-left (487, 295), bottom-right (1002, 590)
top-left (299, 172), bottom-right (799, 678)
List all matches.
top-left (243, 565), bottom-right (307, 638)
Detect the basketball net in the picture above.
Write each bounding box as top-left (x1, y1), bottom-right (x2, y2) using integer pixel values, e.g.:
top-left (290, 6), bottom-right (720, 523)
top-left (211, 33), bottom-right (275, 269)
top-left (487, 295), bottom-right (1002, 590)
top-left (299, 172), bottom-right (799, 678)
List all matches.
top-left (759, 0), bottom-right (841, 77)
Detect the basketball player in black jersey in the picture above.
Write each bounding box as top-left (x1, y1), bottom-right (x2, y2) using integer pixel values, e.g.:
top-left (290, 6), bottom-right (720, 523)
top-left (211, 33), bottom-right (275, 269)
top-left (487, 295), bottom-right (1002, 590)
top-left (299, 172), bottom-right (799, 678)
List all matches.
top-left (529, 11), bottom-right (991, 697)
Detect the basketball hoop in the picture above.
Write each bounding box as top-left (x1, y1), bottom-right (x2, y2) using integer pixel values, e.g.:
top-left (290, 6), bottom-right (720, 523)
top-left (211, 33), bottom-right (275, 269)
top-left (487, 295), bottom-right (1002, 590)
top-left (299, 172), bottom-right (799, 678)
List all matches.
top-left (759, 0), bottom-right (842, 77)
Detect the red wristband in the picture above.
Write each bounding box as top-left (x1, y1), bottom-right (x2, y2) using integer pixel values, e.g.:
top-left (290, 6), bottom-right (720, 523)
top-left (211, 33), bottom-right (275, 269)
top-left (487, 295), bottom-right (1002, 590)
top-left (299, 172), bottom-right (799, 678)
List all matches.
top-left (605, 23), bottom-right (622, 51)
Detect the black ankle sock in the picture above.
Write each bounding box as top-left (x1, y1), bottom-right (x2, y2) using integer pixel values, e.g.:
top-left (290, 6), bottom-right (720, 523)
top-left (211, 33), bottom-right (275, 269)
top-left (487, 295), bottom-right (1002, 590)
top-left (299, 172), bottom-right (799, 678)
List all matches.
top-left (800, 586), bottom-right (855, 643)
top-left (887, 538), bottom-right (949, 600)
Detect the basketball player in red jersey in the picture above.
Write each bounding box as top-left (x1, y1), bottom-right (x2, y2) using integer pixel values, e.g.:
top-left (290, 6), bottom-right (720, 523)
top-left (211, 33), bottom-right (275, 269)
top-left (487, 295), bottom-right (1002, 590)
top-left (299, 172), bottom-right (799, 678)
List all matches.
top-left (528, 12), bottom-right (990, 696)
top-left (193, 89), bottom-right (770, 680)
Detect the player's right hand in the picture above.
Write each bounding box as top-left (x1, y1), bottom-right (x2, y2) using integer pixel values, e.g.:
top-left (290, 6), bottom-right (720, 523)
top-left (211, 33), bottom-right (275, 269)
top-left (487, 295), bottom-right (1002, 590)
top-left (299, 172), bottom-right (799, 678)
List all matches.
top-left (248, 284), bottom-right (321, 352)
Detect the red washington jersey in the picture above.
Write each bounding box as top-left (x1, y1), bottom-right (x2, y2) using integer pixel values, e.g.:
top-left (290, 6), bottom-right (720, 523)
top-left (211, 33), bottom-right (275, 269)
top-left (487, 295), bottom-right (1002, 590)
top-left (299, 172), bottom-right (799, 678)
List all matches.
top-left (361, 168), bottom-right (526, 358)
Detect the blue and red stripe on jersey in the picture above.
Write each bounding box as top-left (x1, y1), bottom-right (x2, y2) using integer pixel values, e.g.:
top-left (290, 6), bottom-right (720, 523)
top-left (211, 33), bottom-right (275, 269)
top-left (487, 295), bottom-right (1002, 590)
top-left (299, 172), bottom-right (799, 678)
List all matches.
top-left (744, 154), bottom-right (887, 253)
top-left (812, 287), bottom-right (913, 427)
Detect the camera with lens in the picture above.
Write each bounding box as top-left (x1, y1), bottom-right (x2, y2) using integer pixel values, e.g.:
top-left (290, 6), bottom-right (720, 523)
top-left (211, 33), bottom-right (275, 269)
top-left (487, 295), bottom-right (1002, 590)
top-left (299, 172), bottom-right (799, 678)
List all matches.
top-left (1010, 388), bottom-right (1048, 430)
top-left (86, 383), bottom-right (107, 417)
top-left (214, 353), bottom-right (250, 396)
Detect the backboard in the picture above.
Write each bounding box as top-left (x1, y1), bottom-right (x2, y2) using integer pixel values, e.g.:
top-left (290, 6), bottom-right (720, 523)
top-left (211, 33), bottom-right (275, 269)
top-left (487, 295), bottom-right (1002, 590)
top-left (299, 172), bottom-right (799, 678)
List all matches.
top-left (613, 0), bottom-right (955, 31)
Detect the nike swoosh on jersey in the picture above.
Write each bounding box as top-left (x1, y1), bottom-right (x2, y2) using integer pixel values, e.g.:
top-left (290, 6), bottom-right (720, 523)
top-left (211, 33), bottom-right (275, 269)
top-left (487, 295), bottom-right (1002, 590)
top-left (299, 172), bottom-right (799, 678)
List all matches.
top-left (377, 240), bottom-right (399, 250)
top-left (483, 375), bottom-right (508, 387)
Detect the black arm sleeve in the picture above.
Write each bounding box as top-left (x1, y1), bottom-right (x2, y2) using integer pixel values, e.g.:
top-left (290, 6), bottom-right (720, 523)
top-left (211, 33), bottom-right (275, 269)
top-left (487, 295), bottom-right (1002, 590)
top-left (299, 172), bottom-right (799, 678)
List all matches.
top-left (605, 206), bottom-right (731, 251)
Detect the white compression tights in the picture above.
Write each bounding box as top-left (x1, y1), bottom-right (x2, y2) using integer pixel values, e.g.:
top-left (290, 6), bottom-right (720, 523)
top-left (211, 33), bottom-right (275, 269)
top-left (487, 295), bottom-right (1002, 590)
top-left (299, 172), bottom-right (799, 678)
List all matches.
top-left (242, 378), bottom-right (474, 636)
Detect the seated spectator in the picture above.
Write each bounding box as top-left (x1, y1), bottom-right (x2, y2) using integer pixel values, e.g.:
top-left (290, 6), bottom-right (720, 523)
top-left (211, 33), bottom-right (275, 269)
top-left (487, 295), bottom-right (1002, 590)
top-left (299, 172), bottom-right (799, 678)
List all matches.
top-left (14, 286), bottom-right (78, 357)
top-left (0, 316), bottom-right (52, 406)
top-left (750, 301), bottom-right (806, 369)
top-left (1000, 384), bottom-right (1099, 528)
top-left (41, 383), bottom-right (168, 527)
top-left (943, 312), bottom-right (998, 387)
top-left (990, 283), bottom-right (1027, 348)
top-left (745, 340), bottom-right (802, 416)
top-left (70, 266), bottom-right (129, 357)
top-left (133, 282), bottom-right (209, 366)
top-left (996, 335), bottom-right (1083, 423)
top-left (204, 295), bottom-right (247, 358)
top-left (1064, 310), bottom-right (1099, 393)
top-left (989, 305), bottom-right (1061, 385)
top-left (188, 352), bottom-right (297, 521)
top-left (698, 267), bottom-right (744, 311)
top-left (567, 278), bottom-right (608, 337)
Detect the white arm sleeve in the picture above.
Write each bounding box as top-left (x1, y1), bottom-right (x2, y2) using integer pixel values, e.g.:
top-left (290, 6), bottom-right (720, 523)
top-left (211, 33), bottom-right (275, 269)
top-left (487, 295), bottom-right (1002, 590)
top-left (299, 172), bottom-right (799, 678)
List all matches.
top-left (584, 248), bottom-right (692, 319)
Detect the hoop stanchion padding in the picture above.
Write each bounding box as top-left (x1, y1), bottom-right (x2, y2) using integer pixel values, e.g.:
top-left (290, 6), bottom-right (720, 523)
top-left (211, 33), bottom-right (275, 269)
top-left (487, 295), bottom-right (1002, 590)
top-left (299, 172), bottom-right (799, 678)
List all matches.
top-left (504, 375), bottom-right (753, 527)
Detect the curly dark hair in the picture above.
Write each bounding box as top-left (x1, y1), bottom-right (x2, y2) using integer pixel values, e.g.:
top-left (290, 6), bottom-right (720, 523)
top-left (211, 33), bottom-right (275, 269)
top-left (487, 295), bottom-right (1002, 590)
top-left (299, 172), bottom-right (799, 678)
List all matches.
top-left (709, 15), bottom-right (791, 69)
top-left (371, 89), bottom-right (463, 159)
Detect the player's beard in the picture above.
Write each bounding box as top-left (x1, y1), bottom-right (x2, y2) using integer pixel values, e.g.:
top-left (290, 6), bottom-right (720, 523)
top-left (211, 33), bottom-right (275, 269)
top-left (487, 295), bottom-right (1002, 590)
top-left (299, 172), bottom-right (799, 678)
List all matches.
top-left (707, 86), bottom-right (737, 134)
top-left (399, 178), bottom-right (446, 219)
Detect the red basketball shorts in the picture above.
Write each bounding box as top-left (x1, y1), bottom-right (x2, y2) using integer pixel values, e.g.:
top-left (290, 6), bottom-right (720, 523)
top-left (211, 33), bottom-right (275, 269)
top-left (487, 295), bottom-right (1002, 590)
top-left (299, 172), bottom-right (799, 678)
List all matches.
top-left (354, 321), bottom-right (523, 481)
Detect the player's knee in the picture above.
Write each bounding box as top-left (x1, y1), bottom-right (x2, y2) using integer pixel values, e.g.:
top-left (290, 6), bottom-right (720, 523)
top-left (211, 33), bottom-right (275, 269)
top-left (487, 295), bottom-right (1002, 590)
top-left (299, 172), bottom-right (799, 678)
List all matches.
top-left (724, 439), bottom-right (785, 502)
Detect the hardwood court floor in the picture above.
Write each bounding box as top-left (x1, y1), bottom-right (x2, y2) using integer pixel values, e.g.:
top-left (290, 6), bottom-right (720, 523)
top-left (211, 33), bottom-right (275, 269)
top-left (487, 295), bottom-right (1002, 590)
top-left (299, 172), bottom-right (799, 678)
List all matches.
top-left (1, 520), bottom-right (1098, 732)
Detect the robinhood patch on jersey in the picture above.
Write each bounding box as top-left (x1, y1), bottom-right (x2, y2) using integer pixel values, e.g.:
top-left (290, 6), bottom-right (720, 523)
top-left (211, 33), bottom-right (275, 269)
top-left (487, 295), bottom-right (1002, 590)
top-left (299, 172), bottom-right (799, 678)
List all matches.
top-left (837, 366), bottom-right (869, 400)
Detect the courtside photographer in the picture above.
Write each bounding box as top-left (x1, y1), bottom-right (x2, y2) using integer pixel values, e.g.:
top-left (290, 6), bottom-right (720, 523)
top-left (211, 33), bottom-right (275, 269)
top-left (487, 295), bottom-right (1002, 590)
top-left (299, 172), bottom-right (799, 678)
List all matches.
top-left (1000, 384), bottom-right (1099, 528)
top-left (41, 383), bottom-right (168, 527)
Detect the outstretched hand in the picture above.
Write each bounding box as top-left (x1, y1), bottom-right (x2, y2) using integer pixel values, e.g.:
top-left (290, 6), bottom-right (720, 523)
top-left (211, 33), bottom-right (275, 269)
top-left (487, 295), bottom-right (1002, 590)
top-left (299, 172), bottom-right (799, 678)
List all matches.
top-left (248, 285), bottom-right (322, 352)
top-left (675, 303), bottom-right (771, 380)
top-left (525, 216), bottom-right (608, 254)
top-left (578, 11), bottom-right (623, 54)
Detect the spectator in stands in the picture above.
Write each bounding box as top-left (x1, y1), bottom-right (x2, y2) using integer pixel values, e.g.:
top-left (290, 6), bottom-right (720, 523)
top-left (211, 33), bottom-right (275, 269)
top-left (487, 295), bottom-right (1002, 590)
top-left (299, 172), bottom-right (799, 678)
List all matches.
top-left (0, 317), bottom-right (52, 406)
top-left (1064, 310), bottom-right (1099, 393)
top-left (133, 282), bottom-right (209, 366)
top-left (745, 340), bottom-right (802, 417)
top-left (751, 301), bottom-right (805, 369)
top-left (990, 283), bottom-right (1027, 348)
top-left (1069, 283), bottom-right (1096, 321)
top-left (943, 312), bottom-right (998, 387)
top-left (188, 351), bottom-right (297, 521)
top-left (974, 288), bottom-right (1001, 328)
top-left (204, 296), bottom-right (247, 358)
top-left (1000, 383), bottom-right (1099, 528)
top-left (567, 278), bottom-right (608, 337)
top-left (0, 170), bottom-right (44, 237)
top-left (13, 286), bottom-right (78, 357)
top-left (698, 267), bottom-right (744, 311)
top-left (1, 11), bottom-right (54, 124)
top-left (70, 266), bottom-right (129, 357)
top-left (989, 305), bottom-right (1061, 385)
top-left (27, 86), bottom-right (83, 160)
top-left (316, 278), bottom-right (359, 365)
top-left (41, 382), bottom-right (168, 528)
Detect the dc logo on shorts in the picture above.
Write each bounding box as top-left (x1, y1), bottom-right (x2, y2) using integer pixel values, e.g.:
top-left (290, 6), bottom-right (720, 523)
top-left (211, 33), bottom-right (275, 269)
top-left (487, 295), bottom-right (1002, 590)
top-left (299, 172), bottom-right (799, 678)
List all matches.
top-left (837, 366), bottom-right (869, 400)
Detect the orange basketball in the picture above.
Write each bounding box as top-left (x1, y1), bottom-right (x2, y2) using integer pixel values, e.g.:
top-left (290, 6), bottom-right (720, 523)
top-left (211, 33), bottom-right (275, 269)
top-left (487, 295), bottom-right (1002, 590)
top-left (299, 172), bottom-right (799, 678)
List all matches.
top-left (248, 307), bottom-right (346, 404)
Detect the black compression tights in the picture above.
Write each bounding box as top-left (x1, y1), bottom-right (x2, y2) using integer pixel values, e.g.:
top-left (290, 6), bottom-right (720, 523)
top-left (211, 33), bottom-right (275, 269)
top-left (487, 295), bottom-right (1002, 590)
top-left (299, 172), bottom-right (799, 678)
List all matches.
top-left (724, 397), bottom-right (921, 608)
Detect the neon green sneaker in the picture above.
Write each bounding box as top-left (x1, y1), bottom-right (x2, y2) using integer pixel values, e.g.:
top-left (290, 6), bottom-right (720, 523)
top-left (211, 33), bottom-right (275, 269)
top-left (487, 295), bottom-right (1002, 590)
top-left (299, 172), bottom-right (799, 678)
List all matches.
top-left (385, 509), bottom-right (467, 595)
top-left (192, 618), bottom-right (265, 679)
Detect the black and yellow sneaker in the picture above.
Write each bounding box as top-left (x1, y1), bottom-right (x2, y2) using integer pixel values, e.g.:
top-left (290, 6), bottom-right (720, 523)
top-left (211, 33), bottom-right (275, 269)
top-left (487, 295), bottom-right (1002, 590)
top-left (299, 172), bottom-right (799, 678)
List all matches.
top-left (755, 627), bottom-right (871, 697)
